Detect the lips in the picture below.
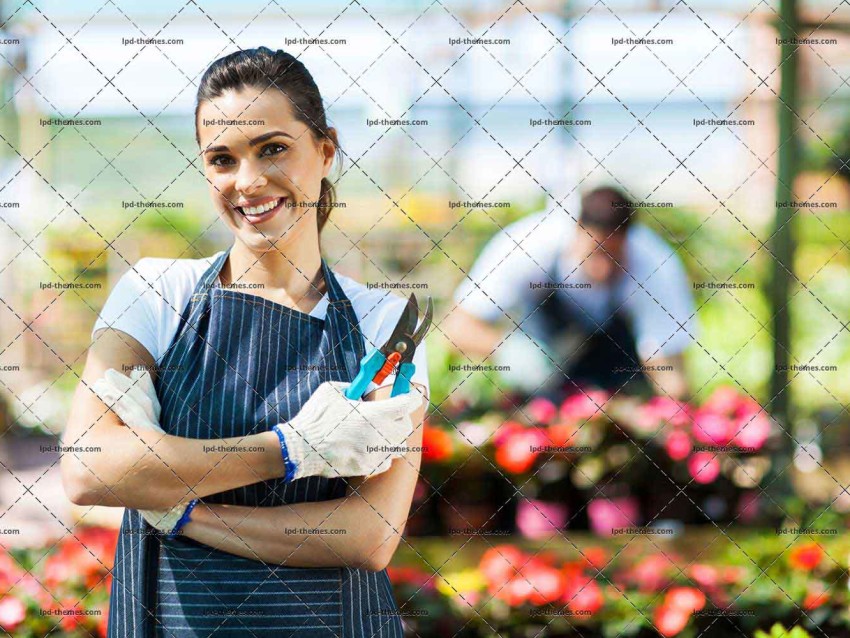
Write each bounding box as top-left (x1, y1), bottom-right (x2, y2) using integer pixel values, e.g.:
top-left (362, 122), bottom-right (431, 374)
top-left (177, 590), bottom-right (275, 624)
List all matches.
top-left (234, 197), bottom-right (286, 225)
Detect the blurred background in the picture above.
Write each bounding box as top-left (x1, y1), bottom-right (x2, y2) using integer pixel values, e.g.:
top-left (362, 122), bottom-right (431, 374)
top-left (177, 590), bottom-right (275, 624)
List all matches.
top-left (0, 0), bottom-right (849, 636)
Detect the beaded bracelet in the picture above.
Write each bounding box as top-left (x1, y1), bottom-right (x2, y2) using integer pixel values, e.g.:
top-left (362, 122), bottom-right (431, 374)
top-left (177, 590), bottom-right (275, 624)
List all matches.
top-left (272, 424), bottom-right (297, 483)
top-left (166, 499), bottom-right (199, 540)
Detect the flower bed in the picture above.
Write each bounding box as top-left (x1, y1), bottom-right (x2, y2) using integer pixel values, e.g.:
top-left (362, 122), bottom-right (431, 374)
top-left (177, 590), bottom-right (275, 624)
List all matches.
top-left (0, 527), bottom-right (113, 636)
top-left (391, 534), bottom-right (850, 637)
top-left (3, 527), bottom-right (847, 637)
top-left (414, 386), bottom-right (779, 536)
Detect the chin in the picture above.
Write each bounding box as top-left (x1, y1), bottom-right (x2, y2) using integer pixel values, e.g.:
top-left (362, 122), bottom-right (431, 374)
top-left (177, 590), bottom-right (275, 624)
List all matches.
top-left (231, 211), bottom-right (316, 253)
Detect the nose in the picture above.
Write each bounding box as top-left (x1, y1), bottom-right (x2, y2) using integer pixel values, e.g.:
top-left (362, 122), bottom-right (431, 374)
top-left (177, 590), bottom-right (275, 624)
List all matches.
top-left (235, 158), bottom-right (269, 195)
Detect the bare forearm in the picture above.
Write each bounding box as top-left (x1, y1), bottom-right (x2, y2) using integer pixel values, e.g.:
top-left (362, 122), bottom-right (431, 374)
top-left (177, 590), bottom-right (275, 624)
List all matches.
top-left (182, 493), bottom-right (396, 570)
top-left (65, 425), bottom-right (283, 509)
top-left (179, 392), bottom-right (427, 570)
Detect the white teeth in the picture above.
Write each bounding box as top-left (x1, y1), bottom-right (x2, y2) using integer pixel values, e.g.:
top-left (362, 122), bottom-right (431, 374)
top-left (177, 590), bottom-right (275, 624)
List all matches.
top-left (241, 198), bottom-right (281, 216)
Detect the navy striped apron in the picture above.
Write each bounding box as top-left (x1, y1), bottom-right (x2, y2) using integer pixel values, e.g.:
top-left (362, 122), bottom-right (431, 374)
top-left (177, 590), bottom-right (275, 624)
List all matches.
top-left (106, 249), bottom-right (404, 638)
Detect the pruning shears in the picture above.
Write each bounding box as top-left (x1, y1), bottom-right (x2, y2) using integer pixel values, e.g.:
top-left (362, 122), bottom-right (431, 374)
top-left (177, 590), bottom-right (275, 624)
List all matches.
top-left (345, 294), bottom-right (433, 399)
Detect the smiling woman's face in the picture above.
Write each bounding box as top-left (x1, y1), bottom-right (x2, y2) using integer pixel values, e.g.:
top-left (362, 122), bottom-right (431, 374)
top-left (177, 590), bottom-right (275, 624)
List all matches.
top-left (197, 86), bottom-right (335, 253)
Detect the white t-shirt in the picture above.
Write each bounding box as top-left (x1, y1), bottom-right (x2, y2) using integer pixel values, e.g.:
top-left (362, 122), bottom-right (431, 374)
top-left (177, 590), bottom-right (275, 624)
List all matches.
top-left (92, 252), bottom-right (429, 398)
top-left (453, 207), bottom-right (696, 359)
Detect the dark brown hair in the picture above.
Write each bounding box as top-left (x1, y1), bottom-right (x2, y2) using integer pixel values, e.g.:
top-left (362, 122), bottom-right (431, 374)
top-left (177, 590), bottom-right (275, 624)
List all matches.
top-left (195, 47), bottom-right (340, 233)
top-left (579, 186), bottom-right (635, 234)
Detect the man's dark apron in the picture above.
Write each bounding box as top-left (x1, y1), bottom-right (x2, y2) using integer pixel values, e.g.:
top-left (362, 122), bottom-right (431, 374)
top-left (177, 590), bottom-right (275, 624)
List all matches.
top-left (523, 255), bottom-right (648, 397)
top-left (107, 250), bottom-right (403, 638)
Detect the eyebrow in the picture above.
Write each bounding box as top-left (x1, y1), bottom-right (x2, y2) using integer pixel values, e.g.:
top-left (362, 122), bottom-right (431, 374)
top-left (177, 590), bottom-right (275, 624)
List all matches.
top-left (203, 130), bottom-right (295, 154)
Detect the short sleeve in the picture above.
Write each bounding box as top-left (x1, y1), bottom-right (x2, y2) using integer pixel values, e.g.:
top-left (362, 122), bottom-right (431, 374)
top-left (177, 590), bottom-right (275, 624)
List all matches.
top-left (626, 228), bottom-right (697, 359)
top-left (91, 259), bottom-right (161, 360)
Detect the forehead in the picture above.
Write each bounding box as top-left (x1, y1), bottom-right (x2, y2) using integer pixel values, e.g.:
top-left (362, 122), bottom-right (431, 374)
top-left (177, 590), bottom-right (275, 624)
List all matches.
top-left (196, 87), bottom-right (308, 148)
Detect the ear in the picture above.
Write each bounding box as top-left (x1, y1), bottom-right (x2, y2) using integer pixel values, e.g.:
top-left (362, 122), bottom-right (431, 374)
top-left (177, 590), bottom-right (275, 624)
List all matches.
top-left (321, 128), bottom-right (338, 179)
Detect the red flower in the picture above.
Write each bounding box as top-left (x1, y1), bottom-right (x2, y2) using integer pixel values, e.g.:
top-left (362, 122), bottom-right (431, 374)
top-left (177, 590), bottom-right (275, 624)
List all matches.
top-left (788, 542), bottom-right (824, 571)
top-left (494, 428), bottom-right (547, 474)
top-left (422, 426), bottom-right (453, 463)
top-left (0, 552), bottom-right (24, 595)
top-left (559, 390), bottom-right (610, 423)
top-left (96, 604), bottom-right (109, 638)
top-left (664, 430), bottom-right (692, 461)
top-left (523, 559), bottom-right (567, 606)
top-left (654, 603), bottom-right (691, 637)
top-left (0, 597), bottom-right (25, 631)
top-left (564, 576), bottom-right (603, 615)
top-left (580, 546), bottom-right (608, 571)
top-left (59, 599), bottom-right (85, 632)
top-left (548, 420), bottom-right (581, 447)
top-left (480, 545), bottom-right (526, 590)
top-left (386, 566), bottom-right (434, 591)
top-left (526, 397), bottom-right (557, 424)
top-left (803, 584), bottom-right (829, 610)
top-left (665, 587), bottom-right (706, 612)
top-left (688, 452), bottom-right (721, 484)
top-left (496, 575), bottom-right (534, 606)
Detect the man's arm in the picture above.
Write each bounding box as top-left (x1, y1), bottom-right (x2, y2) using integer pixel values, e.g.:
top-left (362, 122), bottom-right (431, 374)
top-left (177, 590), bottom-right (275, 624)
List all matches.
top-left (442, 308), bottom-right (503, 361)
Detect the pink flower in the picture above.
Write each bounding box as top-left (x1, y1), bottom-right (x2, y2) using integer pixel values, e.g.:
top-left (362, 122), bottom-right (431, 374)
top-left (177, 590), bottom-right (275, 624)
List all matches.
top-left (688, 452), bottom-right (721, 484)
top-left (0, 597), bottom-right (25, 631)
top-left (493, 421), bottom-right (524, 447)
top-left (587, 497), bottom-right (640, 536)
top-left (731, 411), bottom-right (771, 451)
top-left (691, 410), bottom-right (733, 446)
top-left (686, 564), bottom-right (719, 589)
top-left (642, 396), bottom-right (692, 427)
top-left (628, 555), bottom-right (672, 592)
top-left (664, 430), bottom-right (692, 461)
top-left (702, 386), bottom-right (741, 416)
top-left (526, 397), bottom-right (557, 424)
top-left (559, 390), bottom-right (610, 423)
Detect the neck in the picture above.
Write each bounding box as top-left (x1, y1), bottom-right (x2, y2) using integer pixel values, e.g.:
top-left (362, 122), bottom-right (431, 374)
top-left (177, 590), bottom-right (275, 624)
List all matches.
top-left (225, 237), bottom-right (325, 302)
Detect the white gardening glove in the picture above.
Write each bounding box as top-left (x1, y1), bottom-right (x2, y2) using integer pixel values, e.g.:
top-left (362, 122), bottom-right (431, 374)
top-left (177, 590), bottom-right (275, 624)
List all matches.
top-left (273, 381), bottom-right (422, 480)
top-left (92, 368), bottom-right (163, 433)
top-left (92, 368), bottom-right (192, 535)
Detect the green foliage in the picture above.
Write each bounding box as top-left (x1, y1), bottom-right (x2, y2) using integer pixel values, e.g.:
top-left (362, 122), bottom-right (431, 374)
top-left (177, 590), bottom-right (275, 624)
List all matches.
top-left (754, 623), bottom-right (812, 638)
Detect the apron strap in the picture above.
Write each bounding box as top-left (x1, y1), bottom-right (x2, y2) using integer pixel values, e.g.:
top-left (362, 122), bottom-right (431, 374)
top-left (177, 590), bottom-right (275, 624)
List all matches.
top-left (320, 258), bottom-right (366, 383)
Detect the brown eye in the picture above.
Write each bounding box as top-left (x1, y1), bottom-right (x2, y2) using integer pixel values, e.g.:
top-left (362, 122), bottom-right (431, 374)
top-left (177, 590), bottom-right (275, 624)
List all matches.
top-left (209, 154), bottom-right (234, 167)
top-left (260, 143), bottom-right (288, 158)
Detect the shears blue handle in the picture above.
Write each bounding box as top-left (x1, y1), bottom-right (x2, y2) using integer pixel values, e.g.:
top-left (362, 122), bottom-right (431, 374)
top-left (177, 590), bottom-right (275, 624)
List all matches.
top-left (391, 362), bottom-right (416, 397)
top-left (345, 349), bottom-right (386, 400)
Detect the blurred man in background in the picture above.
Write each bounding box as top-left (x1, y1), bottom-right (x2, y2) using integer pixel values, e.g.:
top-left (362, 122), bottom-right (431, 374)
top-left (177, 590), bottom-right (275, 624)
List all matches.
top-left (444, 186), bottom-right (695, 400)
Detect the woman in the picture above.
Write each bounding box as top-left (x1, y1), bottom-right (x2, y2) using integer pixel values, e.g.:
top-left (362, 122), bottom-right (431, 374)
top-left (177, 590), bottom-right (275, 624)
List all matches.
top-left (61, 47), bottom-right (429, 637)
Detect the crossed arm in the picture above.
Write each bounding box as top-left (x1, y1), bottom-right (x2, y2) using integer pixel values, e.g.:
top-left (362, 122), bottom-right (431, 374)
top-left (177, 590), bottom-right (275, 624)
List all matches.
top-left (61, 328), bottom-right (427, 571)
